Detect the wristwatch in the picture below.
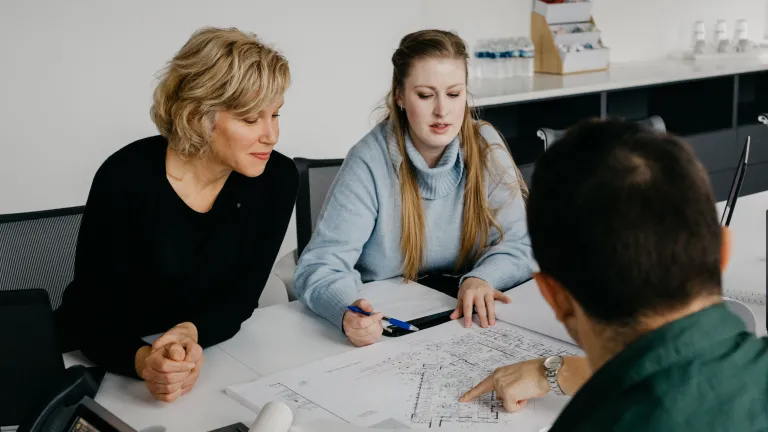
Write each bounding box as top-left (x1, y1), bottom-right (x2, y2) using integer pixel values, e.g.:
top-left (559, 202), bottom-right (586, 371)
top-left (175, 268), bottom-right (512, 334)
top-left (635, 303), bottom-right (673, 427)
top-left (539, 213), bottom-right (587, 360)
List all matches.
top-left (543, 355), bottom-right (565, 396)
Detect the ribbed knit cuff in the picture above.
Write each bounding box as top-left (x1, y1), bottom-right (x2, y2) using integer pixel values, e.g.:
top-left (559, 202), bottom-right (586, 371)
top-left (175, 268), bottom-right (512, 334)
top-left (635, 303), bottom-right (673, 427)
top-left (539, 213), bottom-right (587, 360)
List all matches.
top-left (462, 255), bottom-right (532, 292)
top-left (313, 285), bottom-right (359, 331)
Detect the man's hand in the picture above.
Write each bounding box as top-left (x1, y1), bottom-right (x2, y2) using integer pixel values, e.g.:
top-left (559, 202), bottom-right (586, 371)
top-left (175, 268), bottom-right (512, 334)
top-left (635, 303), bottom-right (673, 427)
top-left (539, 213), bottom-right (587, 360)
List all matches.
top-left (343, 299), bottom-right (383, 347)
top-left (459, 359), bottom-right (549, 412)
top-left (450, 277), bottom-right (511, 328)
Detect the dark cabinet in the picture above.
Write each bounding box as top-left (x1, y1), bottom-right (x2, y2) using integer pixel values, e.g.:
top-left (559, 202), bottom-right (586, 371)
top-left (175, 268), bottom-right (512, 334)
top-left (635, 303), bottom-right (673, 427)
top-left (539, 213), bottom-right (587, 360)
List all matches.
top-left (477, 71), bottom-right (768, 198)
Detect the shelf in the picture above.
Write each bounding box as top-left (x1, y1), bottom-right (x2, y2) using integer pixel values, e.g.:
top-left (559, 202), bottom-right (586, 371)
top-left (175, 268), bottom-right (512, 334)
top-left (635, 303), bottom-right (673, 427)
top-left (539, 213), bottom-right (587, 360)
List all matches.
top-left (471, 57), bottom-right (768, 108)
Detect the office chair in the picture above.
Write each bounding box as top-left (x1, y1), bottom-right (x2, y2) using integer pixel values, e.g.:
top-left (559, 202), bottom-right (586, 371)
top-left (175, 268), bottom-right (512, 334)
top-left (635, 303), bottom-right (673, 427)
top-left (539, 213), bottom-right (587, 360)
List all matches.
top-left (0, 206), bottom-right (84, 310)
top-left (273, 158), bottom-right (344, 301)
top-left (537, 115), bottom-right (667, 150)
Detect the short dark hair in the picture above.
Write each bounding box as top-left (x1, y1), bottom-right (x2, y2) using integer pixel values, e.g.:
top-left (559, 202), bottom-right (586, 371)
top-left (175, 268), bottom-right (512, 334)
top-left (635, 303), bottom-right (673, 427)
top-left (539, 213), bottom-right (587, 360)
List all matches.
top-left (527, 118), bottom-right (722, 326)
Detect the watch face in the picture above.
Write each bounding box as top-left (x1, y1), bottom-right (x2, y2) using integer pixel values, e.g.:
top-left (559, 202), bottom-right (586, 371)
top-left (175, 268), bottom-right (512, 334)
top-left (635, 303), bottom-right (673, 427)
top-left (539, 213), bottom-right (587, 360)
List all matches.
top-left (544, 355), bottom-right (563, 370)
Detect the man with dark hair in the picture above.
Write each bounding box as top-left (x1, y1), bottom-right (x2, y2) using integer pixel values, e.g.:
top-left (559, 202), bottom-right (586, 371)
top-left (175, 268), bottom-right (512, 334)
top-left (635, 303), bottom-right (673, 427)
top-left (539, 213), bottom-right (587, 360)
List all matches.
top-left (460, 119), bottom-right (768, 430)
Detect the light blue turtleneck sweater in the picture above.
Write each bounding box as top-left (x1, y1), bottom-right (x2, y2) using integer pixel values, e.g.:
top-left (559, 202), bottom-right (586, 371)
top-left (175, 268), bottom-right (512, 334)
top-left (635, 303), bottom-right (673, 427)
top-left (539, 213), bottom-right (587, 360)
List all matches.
top-left (293, 120), bottom-right (534, 329)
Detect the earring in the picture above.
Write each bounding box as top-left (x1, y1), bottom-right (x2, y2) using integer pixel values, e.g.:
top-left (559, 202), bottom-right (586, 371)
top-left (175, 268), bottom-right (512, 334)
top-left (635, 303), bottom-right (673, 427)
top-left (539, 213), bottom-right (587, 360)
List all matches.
top-left (399, 105), bottom-right (404, 111)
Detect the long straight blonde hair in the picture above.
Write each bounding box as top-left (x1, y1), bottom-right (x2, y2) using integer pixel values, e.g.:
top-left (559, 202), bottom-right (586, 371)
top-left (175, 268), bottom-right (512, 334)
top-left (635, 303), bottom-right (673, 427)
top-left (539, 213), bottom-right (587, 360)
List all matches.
top-left (387, 29), bottom-right (528, 281)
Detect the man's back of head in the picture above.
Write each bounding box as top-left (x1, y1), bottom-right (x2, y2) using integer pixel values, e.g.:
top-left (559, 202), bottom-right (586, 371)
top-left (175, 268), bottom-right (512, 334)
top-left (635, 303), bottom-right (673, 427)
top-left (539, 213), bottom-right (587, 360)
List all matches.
top-left (528, 118), bottom-right (723, 329)
top-left (529, 118), bottom-right (768, 432)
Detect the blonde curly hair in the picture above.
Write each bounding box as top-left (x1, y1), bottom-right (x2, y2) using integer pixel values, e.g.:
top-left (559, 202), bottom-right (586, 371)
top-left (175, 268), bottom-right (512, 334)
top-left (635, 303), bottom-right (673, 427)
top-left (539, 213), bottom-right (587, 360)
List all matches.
top-left (150, 27), bottom-right (290, 158)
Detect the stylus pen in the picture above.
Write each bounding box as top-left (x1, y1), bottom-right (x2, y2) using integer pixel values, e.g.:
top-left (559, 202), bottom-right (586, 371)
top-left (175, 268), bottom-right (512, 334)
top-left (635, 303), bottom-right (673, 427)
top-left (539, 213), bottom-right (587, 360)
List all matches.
top-left (346, 305), bottom-right (420, 332)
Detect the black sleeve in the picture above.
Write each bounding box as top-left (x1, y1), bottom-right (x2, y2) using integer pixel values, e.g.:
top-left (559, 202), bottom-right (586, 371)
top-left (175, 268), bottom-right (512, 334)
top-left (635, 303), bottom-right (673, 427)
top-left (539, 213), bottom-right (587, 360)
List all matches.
top-left (186, 158), bottom-right (299, 348)
top-left (59, 159), bottom-right (149, 379)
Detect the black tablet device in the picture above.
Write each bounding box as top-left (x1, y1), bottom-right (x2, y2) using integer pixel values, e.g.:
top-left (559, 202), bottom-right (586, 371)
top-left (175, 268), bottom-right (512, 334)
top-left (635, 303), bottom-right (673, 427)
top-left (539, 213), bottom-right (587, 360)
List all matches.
top-left (720, 135), bottom-right (750, 227)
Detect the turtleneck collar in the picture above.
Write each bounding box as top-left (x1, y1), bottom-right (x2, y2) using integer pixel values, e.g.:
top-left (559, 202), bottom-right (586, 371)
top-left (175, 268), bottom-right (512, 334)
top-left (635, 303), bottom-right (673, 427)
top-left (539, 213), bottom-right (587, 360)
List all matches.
top-left (387, 122), bottom-right (464, 200)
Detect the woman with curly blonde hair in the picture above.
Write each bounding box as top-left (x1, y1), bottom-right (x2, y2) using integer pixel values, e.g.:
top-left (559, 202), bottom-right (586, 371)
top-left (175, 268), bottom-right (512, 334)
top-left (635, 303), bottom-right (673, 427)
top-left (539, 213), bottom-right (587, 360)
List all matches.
top-left (56, 27), bottom-right (297, 402)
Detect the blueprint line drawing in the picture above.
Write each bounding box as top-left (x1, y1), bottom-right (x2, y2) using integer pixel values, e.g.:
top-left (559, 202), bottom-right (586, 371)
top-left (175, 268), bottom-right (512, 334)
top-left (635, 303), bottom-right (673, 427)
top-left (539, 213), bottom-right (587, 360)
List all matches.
top-left (265, 383), bottom-right (347, 423)
top-left (227, 321), bottom-right (582, 431)
top-left (411, 364), bottom-right (502, 427)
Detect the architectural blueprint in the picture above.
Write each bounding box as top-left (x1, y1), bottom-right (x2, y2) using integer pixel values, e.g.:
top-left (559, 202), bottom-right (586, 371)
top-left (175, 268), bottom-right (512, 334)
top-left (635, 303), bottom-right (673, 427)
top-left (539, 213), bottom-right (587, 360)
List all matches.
top-left (227, 319), bottom-right (582, 431)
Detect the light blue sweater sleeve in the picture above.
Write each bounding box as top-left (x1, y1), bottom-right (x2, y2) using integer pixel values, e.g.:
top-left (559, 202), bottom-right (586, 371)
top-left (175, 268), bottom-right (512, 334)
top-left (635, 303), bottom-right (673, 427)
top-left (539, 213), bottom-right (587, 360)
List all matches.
top-left (462, 125), bottom-right (535, 290)
top-left (293, 146), bottom-right (379, 329)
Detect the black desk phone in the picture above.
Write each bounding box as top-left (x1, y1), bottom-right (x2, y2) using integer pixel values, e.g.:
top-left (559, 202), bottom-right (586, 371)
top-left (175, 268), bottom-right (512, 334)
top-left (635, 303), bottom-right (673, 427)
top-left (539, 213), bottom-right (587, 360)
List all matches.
top-left (15, 365), bottom-right (134, 432)
top-left (16, 365), bottom-right (253, 432)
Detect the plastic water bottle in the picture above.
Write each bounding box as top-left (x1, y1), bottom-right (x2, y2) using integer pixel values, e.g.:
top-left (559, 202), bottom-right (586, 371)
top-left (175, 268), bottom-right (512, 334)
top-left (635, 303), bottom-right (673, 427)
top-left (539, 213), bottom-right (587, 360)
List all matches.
top-left (692, 21), bottom-right (707, 55)
top-left (488, 39), bottom-right (503, 80)
top-left (517, 37), bottom-right (528, 77)
top-left (494, 39), bottom-right (507, 79)
top-left (470, 40), bottom-right (484, 78)
top-left (502, 38), bottom-right (515, 78)
top-left (508, 38), bottom-right (517, 78)
top-left (470, 40), bottom-right (488, 94)
top-left (734, 19), bottom-right (750, 53)
top-left (715, 20), bottom-right (729, 53)
top-left (519, 38), bottom-right (535, 77)
top-left (470, 36), bottom-right (536, 92)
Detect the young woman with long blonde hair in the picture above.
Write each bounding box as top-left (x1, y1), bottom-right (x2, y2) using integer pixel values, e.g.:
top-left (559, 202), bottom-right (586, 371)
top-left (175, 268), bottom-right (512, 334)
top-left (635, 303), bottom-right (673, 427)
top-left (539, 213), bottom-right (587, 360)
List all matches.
top-left (294, 29), bottom-right (534, 347)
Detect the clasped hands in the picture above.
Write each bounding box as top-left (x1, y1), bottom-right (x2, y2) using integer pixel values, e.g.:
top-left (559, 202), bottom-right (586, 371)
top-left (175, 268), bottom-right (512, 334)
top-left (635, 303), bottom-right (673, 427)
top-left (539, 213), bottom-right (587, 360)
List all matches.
top-left (134, 322), bottom-right (205, 402)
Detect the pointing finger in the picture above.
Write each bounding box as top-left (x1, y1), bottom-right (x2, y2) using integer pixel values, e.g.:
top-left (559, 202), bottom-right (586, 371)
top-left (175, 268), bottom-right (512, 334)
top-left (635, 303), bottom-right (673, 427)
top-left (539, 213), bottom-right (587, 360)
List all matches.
top-left (460, 375), bottom-right (493, 402)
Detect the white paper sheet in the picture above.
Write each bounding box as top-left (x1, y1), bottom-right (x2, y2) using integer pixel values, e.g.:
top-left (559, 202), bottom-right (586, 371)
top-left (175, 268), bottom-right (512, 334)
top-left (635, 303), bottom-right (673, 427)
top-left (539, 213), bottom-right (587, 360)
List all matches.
top-left (499, 279), bottom-right (766, 341)
top-left (496, 279), bottom-right (576, 345)
top-left (226, 319), bottom-right (582, 431)
top-left (359, 278), bottom-right (457, 322)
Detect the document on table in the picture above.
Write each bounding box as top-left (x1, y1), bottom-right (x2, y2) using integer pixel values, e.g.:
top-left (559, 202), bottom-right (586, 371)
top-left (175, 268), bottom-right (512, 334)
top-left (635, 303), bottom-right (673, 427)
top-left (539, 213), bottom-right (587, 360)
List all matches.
top-left (226, 318), bottom-right (582, 431)
top-left (360, 277), bottom-right (457, 322)
top-left (495, 279), bottom-right (576, 345)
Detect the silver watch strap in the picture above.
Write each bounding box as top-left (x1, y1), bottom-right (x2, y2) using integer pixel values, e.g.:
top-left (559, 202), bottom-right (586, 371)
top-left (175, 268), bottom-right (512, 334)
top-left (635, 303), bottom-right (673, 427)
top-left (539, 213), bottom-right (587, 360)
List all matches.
top-left (545, 359), bottom-right (565, 396)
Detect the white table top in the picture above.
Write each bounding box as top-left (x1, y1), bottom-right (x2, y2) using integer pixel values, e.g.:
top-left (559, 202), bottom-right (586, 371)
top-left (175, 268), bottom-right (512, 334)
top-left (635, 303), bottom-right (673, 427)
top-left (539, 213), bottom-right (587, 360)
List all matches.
top-left (216, 301), bottom-right (355, 377)
top-left (63, 348), bottom-right (260, 432)
top-left (471, 57), bottom-right (768, 107)
top-left (65, 191), bottom-right (767, 431)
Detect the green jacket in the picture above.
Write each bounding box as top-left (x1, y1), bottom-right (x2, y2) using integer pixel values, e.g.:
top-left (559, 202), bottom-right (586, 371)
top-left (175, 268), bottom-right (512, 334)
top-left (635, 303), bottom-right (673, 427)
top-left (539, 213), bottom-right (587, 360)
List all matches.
top-left (550, 303), bottom-right (768, 431)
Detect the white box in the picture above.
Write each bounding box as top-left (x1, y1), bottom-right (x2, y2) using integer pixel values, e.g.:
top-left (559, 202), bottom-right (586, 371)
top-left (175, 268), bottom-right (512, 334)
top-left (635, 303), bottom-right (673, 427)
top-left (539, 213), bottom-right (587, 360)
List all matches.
top-left (534, 0), bottom-right (592, 25)
top-left (553, 30), bottom-right (601, 46)
top-left (560, 47), bottom-right (610, 74)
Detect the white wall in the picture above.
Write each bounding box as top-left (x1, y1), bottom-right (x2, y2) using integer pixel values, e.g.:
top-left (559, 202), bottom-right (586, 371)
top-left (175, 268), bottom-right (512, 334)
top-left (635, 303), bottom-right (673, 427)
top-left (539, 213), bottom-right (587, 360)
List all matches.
top-left (592, 0), bottom-right (765, 63)
top-left (1, 0), bottom-right (765, 261)
top-left (422, 0), bottom-right (766, 64)
top-left (0, 0), bottom-right (422, 260)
